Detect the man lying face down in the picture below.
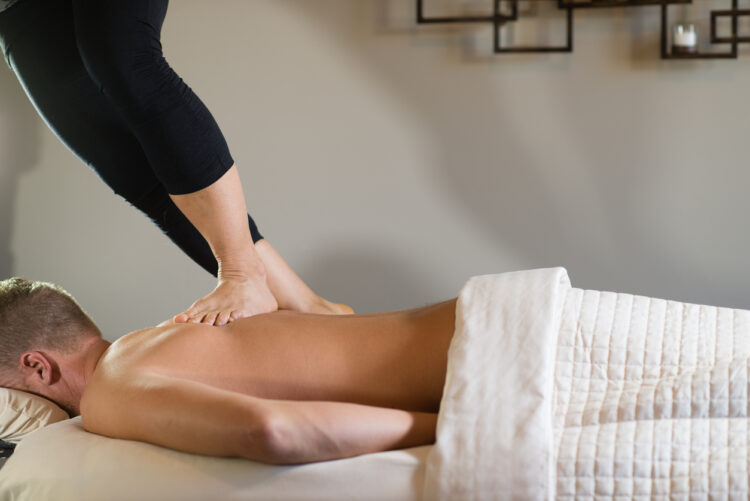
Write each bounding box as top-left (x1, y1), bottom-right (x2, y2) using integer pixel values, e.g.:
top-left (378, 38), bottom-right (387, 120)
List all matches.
top-left (0, 278), bottom-right (456, 464)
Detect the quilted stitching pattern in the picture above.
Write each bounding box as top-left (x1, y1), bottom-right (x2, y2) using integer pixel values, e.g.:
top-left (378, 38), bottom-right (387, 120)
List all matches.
top-left (553, 288), bottom-right (750, 500)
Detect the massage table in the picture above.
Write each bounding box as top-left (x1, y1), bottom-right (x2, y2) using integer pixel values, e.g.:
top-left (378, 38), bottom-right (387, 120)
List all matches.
top-left (1, 268), bottom-right (748, 500)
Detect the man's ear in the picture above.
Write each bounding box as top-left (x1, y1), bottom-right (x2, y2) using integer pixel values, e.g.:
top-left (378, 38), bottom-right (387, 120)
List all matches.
top-left (18, 351), bottom-right (56, 387)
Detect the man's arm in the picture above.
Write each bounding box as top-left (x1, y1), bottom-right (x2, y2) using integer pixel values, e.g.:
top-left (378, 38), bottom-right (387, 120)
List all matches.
top-left (80, 372), bottom-right (436, 464)
top-left (257, 398), bottom-right (437, 464)
top-left (80, 372), bottom-right (269, 459)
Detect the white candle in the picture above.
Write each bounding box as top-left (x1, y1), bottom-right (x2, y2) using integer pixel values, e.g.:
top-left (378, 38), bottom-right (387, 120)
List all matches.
top-left (673, 25), bottom-right (697, 48)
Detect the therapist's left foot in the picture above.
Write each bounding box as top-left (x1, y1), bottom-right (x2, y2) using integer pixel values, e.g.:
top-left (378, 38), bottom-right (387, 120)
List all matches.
top-left (253, 239), bottom-right (354, 316)
top-left (306, 297), bottom-right (354, 315)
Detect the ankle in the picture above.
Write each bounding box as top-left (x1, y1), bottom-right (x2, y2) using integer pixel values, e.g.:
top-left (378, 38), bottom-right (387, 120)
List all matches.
top-left (217, 260), bottom-right (266, 282)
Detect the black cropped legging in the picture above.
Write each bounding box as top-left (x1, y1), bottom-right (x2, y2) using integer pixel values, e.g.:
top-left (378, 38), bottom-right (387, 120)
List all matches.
top-left (0, 0), bottom-right (262, 277)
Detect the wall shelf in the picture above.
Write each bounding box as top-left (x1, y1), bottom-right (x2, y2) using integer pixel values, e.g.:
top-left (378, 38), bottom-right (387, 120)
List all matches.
top-left (416, 0), bottom-right (748, 60)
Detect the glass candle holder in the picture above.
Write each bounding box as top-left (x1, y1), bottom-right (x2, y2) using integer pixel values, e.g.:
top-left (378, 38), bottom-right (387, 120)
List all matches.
top-left (672, 24), bottom-right (698, 55)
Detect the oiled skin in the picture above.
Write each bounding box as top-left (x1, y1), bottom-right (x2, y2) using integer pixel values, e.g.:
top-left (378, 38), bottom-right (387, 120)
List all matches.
top-left (92, 300), bottom-right (456, 412)
top-left (79, 300), bottom-right (457, 463)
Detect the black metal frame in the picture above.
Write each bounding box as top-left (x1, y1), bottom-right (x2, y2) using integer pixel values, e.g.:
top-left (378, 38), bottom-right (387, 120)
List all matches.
top-left (493, 1), bottom-right (573, 53)
top-left (416, 0), bottom-right (497, 24)
top-left (661, 0), bottom-right (739, 59)
top-left (415, 0), bottom-right (748, 59)
top-left (558, 0), bottom-right (691, 7)
top-left (711, 6), bottom-right (749, 43)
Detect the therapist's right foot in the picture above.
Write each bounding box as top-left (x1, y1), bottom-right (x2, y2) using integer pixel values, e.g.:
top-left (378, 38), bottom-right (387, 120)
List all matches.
top-left (173, 271), bottom-right (279, 326)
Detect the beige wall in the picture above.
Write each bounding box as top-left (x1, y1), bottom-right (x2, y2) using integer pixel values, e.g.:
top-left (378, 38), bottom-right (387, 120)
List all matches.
top-left (2, 1), bottom-right (750, 340)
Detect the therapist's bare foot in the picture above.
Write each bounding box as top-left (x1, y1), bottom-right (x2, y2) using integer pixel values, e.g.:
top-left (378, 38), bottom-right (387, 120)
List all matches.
top-left (306, 298), bottom-right (354, 315)
top-left (173, 274), bottom-right (278, 326)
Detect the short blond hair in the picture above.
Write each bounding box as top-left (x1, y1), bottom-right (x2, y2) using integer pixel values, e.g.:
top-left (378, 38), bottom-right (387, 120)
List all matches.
top-left (0, 278), bottom-right (98, 372)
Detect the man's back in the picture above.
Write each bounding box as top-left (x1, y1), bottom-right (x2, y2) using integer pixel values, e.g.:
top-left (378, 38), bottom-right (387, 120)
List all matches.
top-left (79, 301), bottom-right (455, 463)
top-left (86, 307), bottom-right (453, 412)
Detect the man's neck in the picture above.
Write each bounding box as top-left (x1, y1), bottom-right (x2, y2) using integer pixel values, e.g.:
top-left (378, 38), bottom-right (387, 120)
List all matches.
top-left (61, 337), bottom-right (111, 415)
top-left (80, 337), bottom-right (111, 386)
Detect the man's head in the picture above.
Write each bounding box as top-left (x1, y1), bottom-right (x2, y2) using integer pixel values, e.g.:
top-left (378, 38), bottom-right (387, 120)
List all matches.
top-left (0, 278), bottom-right (102, 413)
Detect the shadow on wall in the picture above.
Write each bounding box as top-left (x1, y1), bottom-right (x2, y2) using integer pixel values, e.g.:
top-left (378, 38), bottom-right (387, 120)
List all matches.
top-left (286, 0), bottom-right (750, 308)
top-left (0, 62), bottom-right (41, 278)
top-left (302, 246), bottom-right (439, 314)
top-left (284, 0), bottom-right (635, 288)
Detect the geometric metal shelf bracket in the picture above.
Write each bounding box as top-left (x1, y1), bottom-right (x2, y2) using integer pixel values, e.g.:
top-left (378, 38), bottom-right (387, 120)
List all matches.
top-left (417, 0), bottom-right (497, 24)
top-left (493, 1), bottom-right (573, 53)
top-left (416, 0), bottom-right (750, 60)
top-left (661, 0), bottom-right (739, 58)
top-left (711, 7), bottom-right (750, 43)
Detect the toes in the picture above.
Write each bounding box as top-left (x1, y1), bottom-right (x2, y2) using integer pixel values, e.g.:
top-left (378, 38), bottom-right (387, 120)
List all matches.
top-left (180, 307), bottom-right (203, 324)
top-left (173, 314), bottom-right (190, 324)
top-left (175, 304), bottom-right (203, 323)
top-left (215, 311), bottom-right (232, 326)
top-left (201, 312), bottom-right (219, 325)
top-left (338, 303), bottom-right (355, 315)
top-left (229, 310), bottom-right (246, 321)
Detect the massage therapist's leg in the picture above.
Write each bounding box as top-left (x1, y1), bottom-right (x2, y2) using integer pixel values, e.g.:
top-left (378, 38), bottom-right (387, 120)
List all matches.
top-left (0, 0), bottom-right (274, 291)
top-left (134, 182), bottom-right (351, 318)
top-left (169, 165), bottom-right (278, 324)
top-left (254, 240), bottom-right (353, 315)
top-left (70, 1), bottom-right (275, 324)
top-left (0, 0), bottom-right (165, 209)
top-left (170, 168), bottom-right (352, 322)
top-left (0, 0), bottom-right (287, 323)
top-left (71, 1), bottom-right (350, 323)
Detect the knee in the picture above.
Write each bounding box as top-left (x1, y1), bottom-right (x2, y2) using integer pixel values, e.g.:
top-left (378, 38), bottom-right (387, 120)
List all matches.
top-left (74, 24), bottom-right (170, 110)
top-left (75, 24), bottom-right (125, 90)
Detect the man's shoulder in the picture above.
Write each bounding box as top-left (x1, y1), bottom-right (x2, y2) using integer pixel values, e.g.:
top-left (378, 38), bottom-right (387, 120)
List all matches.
top-left (109, 322), bottom-right (195, 352)
top-left (88, 327), bottom-right (162, 382)
top-left (81, 327), bottom-right (162, 415)
top-left (93, 323), bottom-right (211, 376)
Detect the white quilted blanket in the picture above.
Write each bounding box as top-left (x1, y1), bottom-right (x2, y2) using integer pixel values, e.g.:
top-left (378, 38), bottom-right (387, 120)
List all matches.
top-left (424, 268), bottom-right (750, 501)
